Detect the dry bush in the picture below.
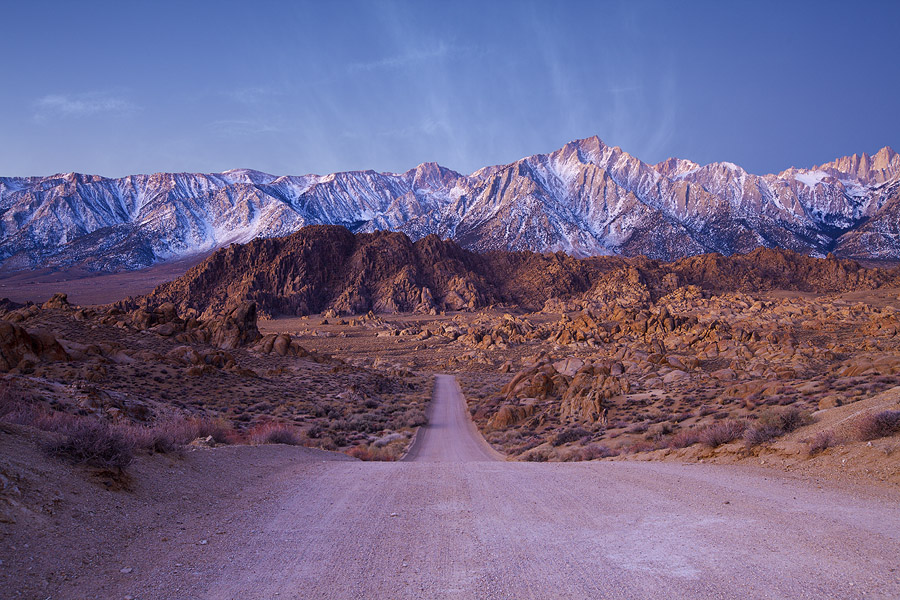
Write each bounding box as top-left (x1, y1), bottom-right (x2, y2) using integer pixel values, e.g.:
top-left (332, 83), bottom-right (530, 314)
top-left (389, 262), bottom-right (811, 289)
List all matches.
top-left (744, 424), bottom-right (783, 447)
top-left (2, 402), bottom-right (81, 433)
top-left (522, 448), bottom-right (550, 462)
top-left (668, 428), bottom-right (701, 449)
top-left (249, 423), bottom-right (302, 445)
top-left (44, 420), bottom-right (134, 469)
top-left (854, 410), bottom-right (900, 441)
top-left (373, 432), bottom-right (404, 448)
top-left (698, 419), bottom-right (747, 448)
top-left (624, 440), bottom-right (659, 454)
top-left (399, 408), bottom-right (427, 428)
top-left (698, 405), bottom-right (717, 417)
top-left (580, 443), bottom-right (618, 460)
top-left (0, 380), bottom-right (26, 418)
top-left (807, 430), bottom-right (839, 455)
top-left (552, 427), bottom-right (590, 446)
top-left (626, 422), bottom-right (648, 434)
top-left (744, 407), bottom-right (811, 447)
top-left (347, 444), bottom-right (400, 461)
top-left (125, 416), bottom-right (235, 453)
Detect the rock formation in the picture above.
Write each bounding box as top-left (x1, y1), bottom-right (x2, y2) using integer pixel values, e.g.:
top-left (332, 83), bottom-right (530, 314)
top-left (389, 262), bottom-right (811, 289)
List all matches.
top-left (143, 225), bottom-right (900, 318)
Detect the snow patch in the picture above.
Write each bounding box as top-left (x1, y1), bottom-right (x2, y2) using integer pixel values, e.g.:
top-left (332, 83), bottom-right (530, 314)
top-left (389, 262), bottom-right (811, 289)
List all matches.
top-left (794, 171), bottom-right (830, 187)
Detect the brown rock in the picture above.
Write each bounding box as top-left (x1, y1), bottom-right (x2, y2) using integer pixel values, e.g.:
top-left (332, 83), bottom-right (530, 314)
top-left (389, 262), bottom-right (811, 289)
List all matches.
top-left (0, 321), bottom-right (68, 371)
top-left (42, 293), bottom-right (71, 310)
top-left (205, 303), bottom-right (262, 349)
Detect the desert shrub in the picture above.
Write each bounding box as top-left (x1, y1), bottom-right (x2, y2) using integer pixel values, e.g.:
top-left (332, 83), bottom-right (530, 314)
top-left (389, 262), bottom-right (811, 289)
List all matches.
top-left (128, 426), bottom-right (179, 454)
top-left (668, 428), bottom-right (701, 449)
top-left (624, 440), bottom-right (658, 453)
top-left (854, 410), bottom-right (900, 441)
top-left (193, 417), bottom-right (234, 444)
top-left (400, 409), bottom-right (427, 428)
top-left (745, 407), bottom-right (811, 447)
top-left (0, 380), bottom-right (27, 419)
top-left (580, 444), bottom-right (618, 460)
top-left (522, 448), bottom-right (550, 462)
top-left (698, 420), bottom-right (747, 447)
top-left (763, 406), bottom-right (810, 433)
top-left (373, 432), bottom-right (404, 448)
top-left (552, 427), bottom-right (590, 446)
top-left (626, 422), bottom-right (648, 434)
top-left (129, 416), bottom-right (234, 453)
top-left (45, 420), bottom-right (134, 469)
top-left (347, 444), bottom-right (399, 461)
top-left (672, 412), bottom-right (692, 423)
top-left (807, 430), bottom-right (838, 455)
top-left (744, 424), bottom-right (783, 446)
top-left (3, 404), bottom-right (80, 433)
top-left (249, 423), bottom-right (302, 445)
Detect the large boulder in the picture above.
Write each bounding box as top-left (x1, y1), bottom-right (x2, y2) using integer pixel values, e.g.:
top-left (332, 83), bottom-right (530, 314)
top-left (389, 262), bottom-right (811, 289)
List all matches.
top-left (0, 320), bottom-right (68, 371)
top-left (42, 293), bottom-right (71, 310)
top-left (559, 369), bottom-right (630, 423)
top-left (205, 303), bottom-right (262, 349)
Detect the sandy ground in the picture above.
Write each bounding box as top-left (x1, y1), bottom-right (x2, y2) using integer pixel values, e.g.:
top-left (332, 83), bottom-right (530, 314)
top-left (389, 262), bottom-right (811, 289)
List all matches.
top-left (8, 375), bottom-right (895, 599)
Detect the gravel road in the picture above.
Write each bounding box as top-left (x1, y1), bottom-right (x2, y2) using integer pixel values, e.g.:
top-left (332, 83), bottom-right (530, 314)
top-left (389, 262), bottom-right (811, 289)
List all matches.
top-left (93, 375), bottom-right (900, 599)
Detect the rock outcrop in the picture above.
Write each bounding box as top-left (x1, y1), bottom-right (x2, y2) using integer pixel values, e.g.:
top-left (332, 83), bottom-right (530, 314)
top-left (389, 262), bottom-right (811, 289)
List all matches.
top-left (0, 320), bottom-right (68, 371)
top-left (143, 226), bottom-right (900, 318)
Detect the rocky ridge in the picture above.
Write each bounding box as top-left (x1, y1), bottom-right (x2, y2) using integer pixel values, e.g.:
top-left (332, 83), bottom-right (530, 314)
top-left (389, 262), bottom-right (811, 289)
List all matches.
top-left (141, 225), bottom-right (900, 319)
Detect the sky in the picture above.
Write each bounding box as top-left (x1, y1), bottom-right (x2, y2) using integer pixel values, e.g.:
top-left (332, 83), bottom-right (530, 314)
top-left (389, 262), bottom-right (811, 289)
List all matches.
top-left (1, 0), bottom-right (898, 178)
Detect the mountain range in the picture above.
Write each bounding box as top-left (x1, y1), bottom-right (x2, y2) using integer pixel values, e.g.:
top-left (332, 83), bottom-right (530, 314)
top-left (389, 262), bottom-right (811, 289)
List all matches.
top-left (1, 136), bottom-right (898, 272)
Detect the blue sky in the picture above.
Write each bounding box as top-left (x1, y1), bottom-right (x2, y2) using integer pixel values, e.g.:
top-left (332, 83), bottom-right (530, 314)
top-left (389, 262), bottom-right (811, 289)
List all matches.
top-left (2, 0), bottom-right (898, 177)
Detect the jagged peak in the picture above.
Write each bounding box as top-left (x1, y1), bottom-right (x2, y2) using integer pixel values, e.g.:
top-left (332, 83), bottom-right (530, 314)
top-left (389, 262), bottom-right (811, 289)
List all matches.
top-left (654, 156), bottom-right (702, 179)
top-left (810, 145), bottom-right (900, 182)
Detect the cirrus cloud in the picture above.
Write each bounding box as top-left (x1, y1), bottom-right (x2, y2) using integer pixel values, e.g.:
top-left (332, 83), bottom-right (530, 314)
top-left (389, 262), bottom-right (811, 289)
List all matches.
top-left (33, 91), bottom-right (139, 121)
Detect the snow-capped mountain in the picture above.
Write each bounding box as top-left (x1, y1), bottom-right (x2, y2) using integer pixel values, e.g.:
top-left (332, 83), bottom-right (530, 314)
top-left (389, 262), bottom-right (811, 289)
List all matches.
top-left (1, 136), bottom-right (898, 271)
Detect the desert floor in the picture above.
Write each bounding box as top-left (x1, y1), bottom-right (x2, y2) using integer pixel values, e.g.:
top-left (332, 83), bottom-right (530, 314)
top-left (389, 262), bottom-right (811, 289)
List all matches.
top-left (5, 375), bottom-right (900, 599)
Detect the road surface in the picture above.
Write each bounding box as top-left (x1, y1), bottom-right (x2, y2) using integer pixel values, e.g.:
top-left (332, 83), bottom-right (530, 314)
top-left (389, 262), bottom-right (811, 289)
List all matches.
top-left (79, 375), bottom-right (900, 599)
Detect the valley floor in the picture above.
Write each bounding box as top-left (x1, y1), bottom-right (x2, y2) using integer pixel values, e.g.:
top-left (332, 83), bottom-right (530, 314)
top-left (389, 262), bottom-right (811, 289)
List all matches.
top-left (3, 375), bottom-right (900, 599)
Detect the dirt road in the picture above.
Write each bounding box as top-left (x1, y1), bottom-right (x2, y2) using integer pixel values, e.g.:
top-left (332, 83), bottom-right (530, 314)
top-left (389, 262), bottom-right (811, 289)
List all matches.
top-left (73, 375), bottom-right (900, 599)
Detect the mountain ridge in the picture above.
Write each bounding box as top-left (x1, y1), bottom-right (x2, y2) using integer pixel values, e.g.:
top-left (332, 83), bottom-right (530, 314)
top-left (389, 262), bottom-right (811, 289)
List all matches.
top-left (2, 136), bottom-right (899, 271)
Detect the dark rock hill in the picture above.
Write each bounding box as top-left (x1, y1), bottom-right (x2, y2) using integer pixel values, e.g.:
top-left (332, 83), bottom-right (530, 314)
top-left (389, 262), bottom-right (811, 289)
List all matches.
top-left (143, 226), bottom-right (900, 318)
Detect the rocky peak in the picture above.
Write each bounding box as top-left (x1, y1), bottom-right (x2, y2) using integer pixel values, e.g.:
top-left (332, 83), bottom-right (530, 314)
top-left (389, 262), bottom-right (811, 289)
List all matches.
top-left (815, 146), bottom-right (900, 184)
top-left (654, 157), bottom-right (702, 179)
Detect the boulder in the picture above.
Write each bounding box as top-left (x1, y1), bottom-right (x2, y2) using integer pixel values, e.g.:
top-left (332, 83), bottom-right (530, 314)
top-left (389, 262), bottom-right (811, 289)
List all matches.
top-left (0, 320), bottom-right (68, 371)
top-left (205, 303), bottom-right (262, 349)
top-left (42, 293), bottom-right (71, 310)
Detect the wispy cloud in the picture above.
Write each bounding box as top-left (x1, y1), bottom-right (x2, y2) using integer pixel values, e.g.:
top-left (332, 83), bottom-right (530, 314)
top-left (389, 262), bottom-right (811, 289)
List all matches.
top-left (209, 119), bottom-right (282, 137)
top-left (340, 117), bottom-right (450, 141)
top-left (33, 91), bottom-right (138, 121)
top-left (346, 41), bottom-right (463, 73)
top-left (222, 86), bottom-right (281, 105)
